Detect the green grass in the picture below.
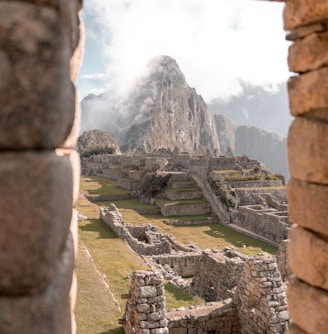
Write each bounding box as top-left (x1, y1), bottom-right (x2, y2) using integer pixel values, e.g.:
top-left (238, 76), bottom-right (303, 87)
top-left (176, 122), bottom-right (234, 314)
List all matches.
top-left (156, 198), bottom-right (208, 206)
top-left (82, 176), bottom-right (131, 197)
top-left (97, 199), bottom-right (158, 210)
top-left (164, 282), bottom-right (203, 309)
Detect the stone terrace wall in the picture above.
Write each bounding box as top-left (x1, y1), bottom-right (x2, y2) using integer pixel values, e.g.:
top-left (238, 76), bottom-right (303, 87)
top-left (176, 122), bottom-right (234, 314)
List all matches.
top-left (232, 205), bottom-right (289, 244)
top-left (167, 300), bottom-right (240, 334)
top-left (0, 1), bottom-right (82, 333)
top-left (283, 1), bottom-right (328, 333)
top-left (191, 249), bottom-right (246, 302)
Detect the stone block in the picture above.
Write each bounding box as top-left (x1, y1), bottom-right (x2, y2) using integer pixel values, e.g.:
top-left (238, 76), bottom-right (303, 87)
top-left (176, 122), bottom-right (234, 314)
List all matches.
top-left (288, 32), bottom-right (328, 73)
top-left (286, 22), bottom-right (326, 41)
top-left (288, 67), bottom-right (328, 116)
top-left (288, 118), bottom-right (328, 184)
top-left (0, 234), bottom-right (74, 334)
top-left (288, 179), bottom-right (328, 236)
top-left (287, 323), bottom-right (308, 334)
top-left (0, 2), bottom-right (75, 149)
top-left (288, 277), bottom-right (328, 334)
top-left (288, 226), bottom-right (328, 290)
top-left (284, 0), bottom-right (328, 31)
top-left (0, 151), bottom-right (73, 294)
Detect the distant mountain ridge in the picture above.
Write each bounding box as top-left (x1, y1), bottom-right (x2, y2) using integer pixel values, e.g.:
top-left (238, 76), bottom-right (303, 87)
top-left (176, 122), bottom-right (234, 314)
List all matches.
top-left (80, 55), bottom-right (289, 177)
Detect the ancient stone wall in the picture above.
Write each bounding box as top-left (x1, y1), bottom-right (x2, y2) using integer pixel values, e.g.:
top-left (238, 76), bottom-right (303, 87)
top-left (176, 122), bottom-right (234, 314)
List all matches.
top-left (100, 205), bottom-right (172, 256)
top-left (282, 1), bottom-right (328, 333)
top-left (122, 271), bottom-right (168, 334)
top-left (0, 1), bottom-right (82, 333)
top-left (167, 300), bottom-right (240, 334)
top-left (232, 205), bottom-right (289, 244)
top-left (151, 253), bottom-right (201, 277)
top-left (191, 249), bottom-right (246, 302)
top-left (234, 254), bottom-right (288, 334)
top-left (276, 240), bottom-right (291, 283)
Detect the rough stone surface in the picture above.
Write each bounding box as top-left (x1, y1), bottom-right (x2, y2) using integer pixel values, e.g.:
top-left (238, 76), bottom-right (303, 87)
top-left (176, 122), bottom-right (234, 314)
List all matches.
top-left (288, 277), bottom-right (328, 334)
top-left (288, 226), bottom-right (328, 290)
top-left (288, 178), bottom-right (328, 236)
top-left (286, 22), bottom-right (327, 41)
top-left (288, 117), bottom-right (328, 184)
top-left (0, 2), bottom-right (75, 149)
top-left (284, 0), bottom-right (328, 30)
top-left (0, 151), bottom-right (73, 294)
top-left (288, 67), bottom-right (328, 116)
top-left (288, 323), bottom-right (309, 334)
top-left (288, 32), bottom-right (328, 73)
top-left (0, 233), bottom-right (74, 334)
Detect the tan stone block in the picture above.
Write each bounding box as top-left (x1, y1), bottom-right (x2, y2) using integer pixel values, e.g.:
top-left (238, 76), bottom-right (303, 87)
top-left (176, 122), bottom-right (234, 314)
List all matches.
top-left (288, 178), bottom-right (328, 236)
top-left (288, 277), bottom-right (328, 334)
top-left (288, 323), bottom-right (308, 334)
top-left (0, 2), bottom-right (75, 149)
top-left (56, 148), bottom-right (80, 202)
top-left (0, 151), bottom-right (73, 294)
top-left (0, 234), bottom-right (74, 334)
top-left (288, 32), bottom-right (328, 73)
top-left (284, 0), bottom-right (328, 31)
top-left (286, 22), bottom-right (326, 41)
top-left (288, 118), bottom-right (328, 184)
top-left (288, 68), bottom-right (328, 116)
top-left (288, 226), bottom-right (328, 290)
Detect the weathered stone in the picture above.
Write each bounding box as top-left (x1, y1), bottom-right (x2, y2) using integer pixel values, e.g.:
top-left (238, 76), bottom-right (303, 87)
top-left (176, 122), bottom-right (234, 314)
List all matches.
top-left (139, 286), bottom-right (158, 298)
top-left (0, 151), bottom-right (72, 294)
top-left (288, 67), bottom-right (328, 116)
top-left (288, 277), bottom-right (328, 334)
top-left (0, 233), bottom-right (74, 333)
top-left (288, 117), bottom-right (328, 184)
top-left (288, 226), bottom-right (328, 290)
top-left (0, 2), bottom-right (75, 149)
top-left (286, 22), bottom-right (327, 41)
top-left (288, 32), bottom-right (328, 73)
top-left (287, 323), bottom-right (308, 334)
top-left (288, 179), bottom-right (328, 236)
top-left (284, 0), bottom-right (328, 31)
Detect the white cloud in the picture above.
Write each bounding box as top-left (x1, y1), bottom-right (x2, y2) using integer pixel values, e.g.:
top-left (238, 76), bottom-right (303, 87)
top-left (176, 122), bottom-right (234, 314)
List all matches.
top-left (83, 0), bottom-right (290, 102)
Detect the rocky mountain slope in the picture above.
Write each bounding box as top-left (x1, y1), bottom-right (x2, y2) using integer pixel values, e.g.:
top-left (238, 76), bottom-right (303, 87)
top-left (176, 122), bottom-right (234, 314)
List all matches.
top-left (77, 129), bottom-right (121, 157)
top-left (81, 55), bottom-right (289, 177)
top-left (117, 56), bottom-right (220, 153)
top-left (214, 115), bottom-right (288, 177)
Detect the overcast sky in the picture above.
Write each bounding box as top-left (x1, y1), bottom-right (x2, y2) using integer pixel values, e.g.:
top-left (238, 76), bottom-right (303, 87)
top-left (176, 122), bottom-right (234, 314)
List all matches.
top-left (77, 0), bottom-right (290, 103)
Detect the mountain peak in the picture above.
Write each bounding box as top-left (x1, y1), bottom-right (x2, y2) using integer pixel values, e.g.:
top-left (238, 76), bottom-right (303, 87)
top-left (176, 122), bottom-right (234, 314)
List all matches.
top-left (146, 55), bottom-right (185, 82)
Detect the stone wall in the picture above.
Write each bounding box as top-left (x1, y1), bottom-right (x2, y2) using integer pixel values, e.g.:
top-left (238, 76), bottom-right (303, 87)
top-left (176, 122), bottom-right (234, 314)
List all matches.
top-left (122, 271), bottom-right (168, 334)
top-left (151, 253), bottom-right (201, 277)
top-left (234, 254), bottom-right (288, 334)
top-left (232, 205), bottom-right (290, 244)
top-left (100, 205), bottom-right (172, 256)
top-left (191, 249), bottom-right (246, 302)
top-left (123, 253), bottom-right (288, 334)
top-left (0, 1), bottom-right (82, 333)
top-left (282, 1), bottom-right (328, 333)
top-left (167, 300), bottom-right (240, 334)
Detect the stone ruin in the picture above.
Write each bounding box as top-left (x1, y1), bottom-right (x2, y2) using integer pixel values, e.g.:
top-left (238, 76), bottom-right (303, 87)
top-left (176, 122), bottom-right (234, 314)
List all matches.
top-left (101, 204), bottom-right (290, 334)
top-left (83, 148), bottom-right (290, 247)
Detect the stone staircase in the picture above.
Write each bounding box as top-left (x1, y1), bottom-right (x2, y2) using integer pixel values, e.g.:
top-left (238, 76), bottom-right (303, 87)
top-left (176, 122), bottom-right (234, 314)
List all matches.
top-left (155, 172), bottom-right (212, 218)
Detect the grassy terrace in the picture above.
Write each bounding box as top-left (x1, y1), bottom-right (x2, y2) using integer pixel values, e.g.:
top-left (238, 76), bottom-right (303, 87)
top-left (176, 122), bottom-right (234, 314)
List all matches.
top-left (76, 176), bottom-right (277, 333)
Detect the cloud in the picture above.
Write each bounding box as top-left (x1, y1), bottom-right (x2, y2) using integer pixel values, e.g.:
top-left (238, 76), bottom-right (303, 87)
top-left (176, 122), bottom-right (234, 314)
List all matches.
top-left (82, 72), bottom-right (109, 81)
top-left (83, 0), bottom-right (290, 102)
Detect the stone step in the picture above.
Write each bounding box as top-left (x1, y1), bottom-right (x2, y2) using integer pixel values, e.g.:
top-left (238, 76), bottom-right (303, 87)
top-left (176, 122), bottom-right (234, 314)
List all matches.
top-left (170, 180), bottom-right (198, 189)
top-left (165, 189), bottom-right (203, 201)
top-left (117, 178), bottom-right (141, 191)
